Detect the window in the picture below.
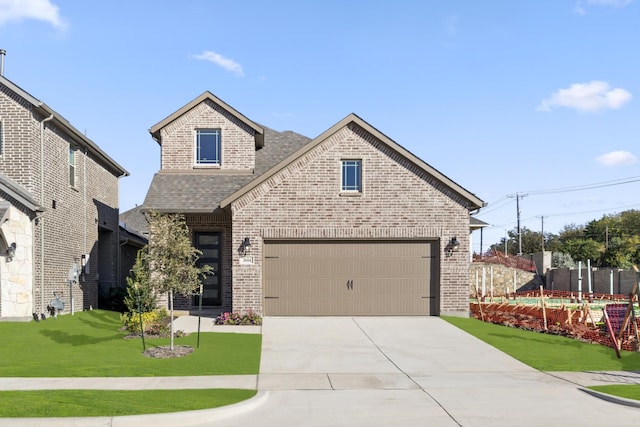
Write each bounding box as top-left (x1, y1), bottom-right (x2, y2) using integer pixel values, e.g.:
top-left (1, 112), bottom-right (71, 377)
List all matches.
top-left (69, 146), bottom-right (76, 187)
top-left (196, 129), bottom-right (221, 165)
top-left (341, 160), bottom-right (362, 192)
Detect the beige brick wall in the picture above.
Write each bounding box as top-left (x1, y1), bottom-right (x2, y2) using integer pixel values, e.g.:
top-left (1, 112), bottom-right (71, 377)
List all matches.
top-left (231, 122), bottom-right (472, 316)
top-left (160, 99), bottom-right (255, 171)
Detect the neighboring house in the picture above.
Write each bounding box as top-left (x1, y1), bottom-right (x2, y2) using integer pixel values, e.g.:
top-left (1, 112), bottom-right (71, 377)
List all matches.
top-left (118, 206), bottom-right (148, 290)
top-left (142, 91), bottom-right (485, 317)
top-left (0, 74), bottom-right (129, 320)
top-left (470, 216), bottom-right (490, 259)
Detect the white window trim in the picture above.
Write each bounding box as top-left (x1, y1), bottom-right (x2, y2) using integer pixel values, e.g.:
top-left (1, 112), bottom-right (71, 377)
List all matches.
top-left (69, 145), bottom-right (77, 188)
top-left (194, 128), bottom-right (222, 168)
top-left (340, 159), bottom-right (363, 194)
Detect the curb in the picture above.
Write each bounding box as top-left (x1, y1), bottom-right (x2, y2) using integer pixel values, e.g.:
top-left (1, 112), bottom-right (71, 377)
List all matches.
top-left (579, 387), bottom-right (640, 408)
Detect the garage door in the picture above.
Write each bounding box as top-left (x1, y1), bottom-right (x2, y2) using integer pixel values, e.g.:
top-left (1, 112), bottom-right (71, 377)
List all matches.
top-left (263, 240), bottom-right (438, 316)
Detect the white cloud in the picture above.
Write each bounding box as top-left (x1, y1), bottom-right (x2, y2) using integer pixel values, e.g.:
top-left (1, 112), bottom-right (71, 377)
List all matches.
top-left (575, 0), bottom-right (634, 14)
top-left (193, 50), bottom-right (244, 77)
top-left (0, 0), bottom-right (67, 30)
top-left (587, 0), bottom-right (633, 6)
top-left (596, 150), bottom-right (638, 166)
top-left (538, 81), bottom-right (632, 113)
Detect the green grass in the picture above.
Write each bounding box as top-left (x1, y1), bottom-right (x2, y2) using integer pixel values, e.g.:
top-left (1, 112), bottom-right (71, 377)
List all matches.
top-left (443, 316), bottom-right (640, 371)
top-left (0, 309), bottom-right (261, 417)
top-left (587, 385), bottom-right (640, 401)
top-left (0, 310), bottom-right (261, 377)
top-left (0, 389), bottom-right (256, 417)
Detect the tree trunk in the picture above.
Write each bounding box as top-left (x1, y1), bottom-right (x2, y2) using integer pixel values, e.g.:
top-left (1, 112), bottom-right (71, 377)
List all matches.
top-left (169, 288), bottom-right (174, 350)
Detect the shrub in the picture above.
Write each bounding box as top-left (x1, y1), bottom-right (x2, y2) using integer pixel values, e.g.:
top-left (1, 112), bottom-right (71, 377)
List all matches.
top-left (120, 308), bottom-right (168, 335)
top-left (215, 309), bottom-right (262, 326)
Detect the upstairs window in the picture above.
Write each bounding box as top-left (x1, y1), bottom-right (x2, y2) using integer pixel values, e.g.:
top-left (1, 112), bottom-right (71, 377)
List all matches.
top-left (69, 146), bottom-right (77, 187)
top-left (196, 129), bottom-right (221, 165)
top-left (341, 159), bottom-right (362, 192)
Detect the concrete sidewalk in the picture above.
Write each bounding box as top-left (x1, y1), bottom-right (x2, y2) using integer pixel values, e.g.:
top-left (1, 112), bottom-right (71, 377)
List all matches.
top-left (3, 316), bottom-right (640, 427)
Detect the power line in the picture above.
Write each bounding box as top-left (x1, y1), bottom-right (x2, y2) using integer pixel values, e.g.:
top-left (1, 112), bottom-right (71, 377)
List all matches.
top-left (520, 175), bottom-right (640, 196)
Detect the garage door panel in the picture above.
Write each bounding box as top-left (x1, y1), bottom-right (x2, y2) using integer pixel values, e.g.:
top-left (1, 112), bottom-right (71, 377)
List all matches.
top-left (263, 240), bottom-right (439, 316)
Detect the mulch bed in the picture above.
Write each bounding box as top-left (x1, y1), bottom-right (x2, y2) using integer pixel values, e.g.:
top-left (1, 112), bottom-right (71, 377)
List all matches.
top-left (143, 345), bottom-right (194, 359)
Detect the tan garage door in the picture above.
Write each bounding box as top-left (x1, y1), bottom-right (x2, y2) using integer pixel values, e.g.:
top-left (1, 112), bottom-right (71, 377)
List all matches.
top-left (263, 240), bottom-right (438, 316)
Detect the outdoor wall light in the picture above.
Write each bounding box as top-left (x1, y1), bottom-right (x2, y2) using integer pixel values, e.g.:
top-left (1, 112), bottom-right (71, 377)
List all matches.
top-left (238, 237), bottom-right (252, 257)
top-left (6, 242), bottom-right (16, 262)
top-left (445, 237), bottom-right (460, 257)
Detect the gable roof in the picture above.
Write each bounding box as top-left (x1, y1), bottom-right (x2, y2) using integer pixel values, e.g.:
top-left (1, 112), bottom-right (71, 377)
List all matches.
top-left (149, 91), bottom-right (265, 148)
top-left (0, 76), bottom-right (129, 178)
top-left (142, 127), bottom-right (311, 213)
top-left (0, 172), bottom-right (44, 213)
top-left (221, 113), bottom-right (485, 211)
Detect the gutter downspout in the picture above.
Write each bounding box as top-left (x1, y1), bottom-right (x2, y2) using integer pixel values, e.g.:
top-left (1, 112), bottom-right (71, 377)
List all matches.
top-left (40, 113), bottom-right (54, 314)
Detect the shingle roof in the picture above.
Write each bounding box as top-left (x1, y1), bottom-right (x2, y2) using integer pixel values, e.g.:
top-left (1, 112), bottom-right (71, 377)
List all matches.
top-left (0, 172), bottom-right (43, 212)
top-left (470, 216), bottom-right (490, 228)
top-left (142, 127), bottom-right (311, 212)
top-left (119, 205), bottom-right (149, 236)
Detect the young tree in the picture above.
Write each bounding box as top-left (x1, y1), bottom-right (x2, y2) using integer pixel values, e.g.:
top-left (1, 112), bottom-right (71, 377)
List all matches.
top-left (124, 249), bottom-right (157, 314)
top-left (146, 212), bottom-right (212, 350)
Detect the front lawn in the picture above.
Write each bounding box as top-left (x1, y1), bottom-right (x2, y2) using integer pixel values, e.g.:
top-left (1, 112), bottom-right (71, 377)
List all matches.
top-left (0, 310), bottom-right (261, 377)
top-left (443, 316), bottom-right (640, 372)
top-left (0, 389), bottom-right (256, 417)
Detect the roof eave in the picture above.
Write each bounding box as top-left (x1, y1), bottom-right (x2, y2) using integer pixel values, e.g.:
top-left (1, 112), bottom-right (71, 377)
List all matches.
top-left (35, 103), bottom-right (129, 178)
top-left (0, 76), bottom-right (129, 178)
top-left (221, 113), bottom-right (486, 211)
top-left (148, 91), bottom-right (264, 148)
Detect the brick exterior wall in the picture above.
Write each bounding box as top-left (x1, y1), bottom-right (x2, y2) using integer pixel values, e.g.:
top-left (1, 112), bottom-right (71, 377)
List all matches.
top-left (159, 99), bottom-right (255, 171)
top-left (0, 82), bottom-right (121, 317)
top-left (230, 122), bottom-right (472, 316)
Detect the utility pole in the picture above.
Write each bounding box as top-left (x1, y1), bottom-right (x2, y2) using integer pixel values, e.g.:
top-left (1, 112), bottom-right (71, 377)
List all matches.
top-left (508, 193), bottom-right (528, 256)
top-left (541, 216), bottom-right (545, 252)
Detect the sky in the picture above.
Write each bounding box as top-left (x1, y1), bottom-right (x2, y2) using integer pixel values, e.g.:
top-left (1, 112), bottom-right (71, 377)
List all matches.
top-left (1, 0), bottom-right (639, 253)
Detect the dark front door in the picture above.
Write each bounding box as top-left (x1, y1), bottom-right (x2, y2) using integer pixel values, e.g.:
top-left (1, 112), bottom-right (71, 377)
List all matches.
top-left (194, 232), bottom-right (221, 306)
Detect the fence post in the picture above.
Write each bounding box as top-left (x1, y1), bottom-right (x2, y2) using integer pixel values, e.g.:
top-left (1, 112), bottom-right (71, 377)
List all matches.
top-left (587, 259), bottom-right (592, 295)
top-left (481, 266), bottom-right (486, 300)
top-left (578, 261), bottom-right (583, 302)
top-left (610, 269), bottom-right (614, 296)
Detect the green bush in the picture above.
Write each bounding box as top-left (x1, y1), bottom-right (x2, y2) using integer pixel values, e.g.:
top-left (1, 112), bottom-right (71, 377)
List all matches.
top-left (120, 308), bottom-right (168, 335)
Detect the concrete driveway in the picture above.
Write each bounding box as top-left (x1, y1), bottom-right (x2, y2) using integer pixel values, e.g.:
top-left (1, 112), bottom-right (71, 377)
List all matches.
top-left (222, 316), bottom-right (640, 427)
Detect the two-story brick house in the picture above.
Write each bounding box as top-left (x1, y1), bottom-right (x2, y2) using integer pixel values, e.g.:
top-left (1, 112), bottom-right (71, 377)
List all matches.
top-left (0, 75), bottom-right (128, 320)
top-left (143, 91), bottom-right (484, 317)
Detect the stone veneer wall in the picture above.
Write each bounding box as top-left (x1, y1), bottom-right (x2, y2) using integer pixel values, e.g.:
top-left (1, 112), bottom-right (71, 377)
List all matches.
top-left (0, 205), bottom-right (33, 319)
top-left (469, 263), bottom-right (536, 298)
top-left (230, 122), bottom-right (472, 316)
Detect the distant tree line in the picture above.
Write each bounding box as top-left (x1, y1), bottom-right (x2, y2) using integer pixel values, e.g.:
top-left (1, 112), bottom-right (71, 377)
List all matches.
top-left (486, 209), bottom-right (640, 269)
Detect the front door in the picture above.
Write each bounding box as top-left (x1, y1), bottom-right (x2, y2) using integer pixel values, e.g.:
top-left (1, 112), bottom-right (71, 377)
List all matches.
top-left (194, 232), bottom-right (221, 306)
